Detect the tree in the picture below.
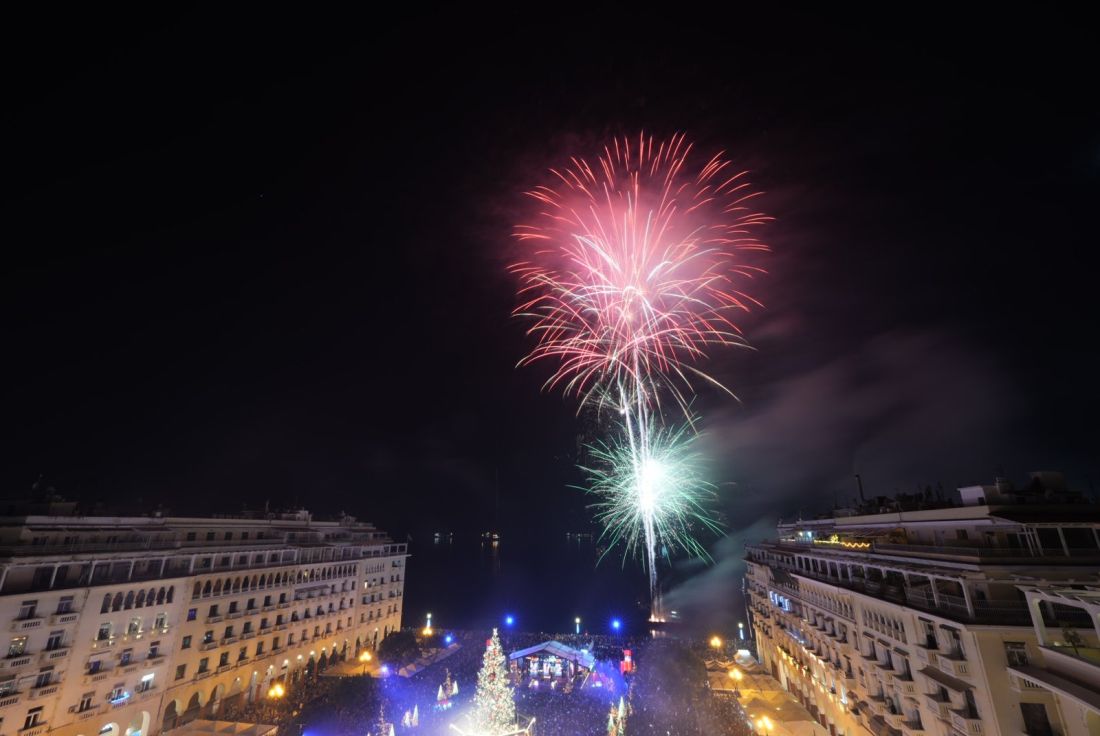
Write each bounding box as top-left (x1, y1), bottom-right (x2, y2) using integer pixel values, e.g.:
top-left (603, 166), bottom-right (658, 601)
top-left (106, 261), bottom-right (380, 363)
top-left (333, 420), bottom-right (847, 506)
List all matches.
top-left (473, 628), bottom-right (516, 734)
top-left (377, 630), bottom-right (420, 667)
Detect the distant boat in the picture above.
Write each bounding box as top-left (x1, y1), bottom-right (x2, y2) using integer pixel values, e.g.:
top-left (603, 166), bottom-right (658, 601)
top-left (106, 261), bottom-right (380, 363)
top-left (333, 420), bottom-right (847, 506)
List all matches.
top-left (481, 531), bottom-right (500, 541)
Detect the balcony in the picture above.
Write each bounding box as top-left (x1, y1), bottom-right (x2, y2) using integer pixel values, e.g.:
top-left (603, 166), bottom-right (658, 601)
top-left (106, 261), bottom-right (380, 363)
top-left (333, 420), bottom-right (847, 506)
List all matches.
top-left (934, 652), bottom-right (970, 678)
top-left (241, 631), bottom-right (256, 640)
top-left (891, 672), bottom-right (918, 695)
top-left (30, 684), bottom-right (60, 699)
top-left (40, 647), bottom-right (70, 662)
top-left (50, 612), bottom-right (80, 625)
top-left (221, 636), bottom-right (238, 645)
top-left (950, 709), bottom-right (983, 735)
top-left (10, 617), bottom-right (44, 632)
top-left (216, 664), bottom-right (233, 673)
top-left (90, 637), bottom-right (116, 650)
top-left (200, 641), bottom-right (218, 652)
top-left (901, 721), bottom-right (925, 736)
top-left (206, 615), bottom-right (224, 624)
top-left (0, 692), bottom-right (21, 709)
top-left (924, 693), bottom-right (951, 720)
top-left (195, 669), bottom-right (213, 680)
top-left (84, 671), bottom-right (111, 684)
top-left (18, 723), bottom-right (47, 736)
top-left (2, 655), bottom-right (32, 669)
top-left (226, 611), bottom-right (243, 620)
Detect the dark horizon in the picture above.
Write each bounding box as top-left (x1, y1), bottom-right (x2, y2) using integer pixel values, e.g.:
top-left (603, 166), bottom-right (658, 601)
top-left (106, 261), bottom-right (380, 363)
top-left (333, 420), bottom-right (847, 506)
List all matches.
top-left (4, 13), bottom-right (1098, 575)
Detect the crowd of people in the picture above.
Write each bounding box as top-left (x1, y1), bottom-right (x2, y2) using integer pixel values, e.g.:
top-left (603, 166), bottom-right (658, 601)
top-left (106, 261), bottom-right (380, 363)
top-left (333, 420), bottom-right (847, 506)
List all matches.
top-left (206, 628), bottom-right (749, 735)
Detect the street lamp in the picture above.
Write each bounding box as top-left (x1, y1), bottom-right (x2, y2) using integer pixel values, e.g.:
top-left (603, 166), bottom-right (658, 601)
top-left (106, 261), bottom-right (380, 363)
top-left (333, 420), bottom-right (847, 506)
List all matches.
top-left (710, 636), bottom-right (723, 650)
top-left (359, 650), bottom-right (372, 675)
top-left (575, 617), bottom-right (581, 635)
top-left (267, 682), bottom-right (285, 699)
top-left (729, 668), bottom-right (743, 697)
top-left (757, 715), bottom-right (772, 736)
top-left (739, 622), bottom-right (745, 640)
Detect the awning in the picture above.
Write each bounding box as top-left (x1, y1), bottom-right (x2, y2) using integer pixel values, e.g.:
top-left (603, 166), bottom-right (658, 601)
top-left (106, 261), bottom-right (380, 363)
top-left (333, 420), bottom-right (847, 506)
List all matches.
top-left (1009, 666), bottom-right (1100, 714)
top-left (919, 666), bottom-right (971, 692)
top-left (508, 640), bottom-right (595, 670)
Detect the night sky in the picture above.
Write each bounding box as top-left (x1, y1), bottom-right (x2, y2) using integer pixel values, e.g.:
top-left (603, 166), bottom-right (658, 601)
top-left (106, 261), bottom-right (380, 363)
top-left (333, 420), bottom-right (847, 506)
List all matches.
top-left (4, 14), bottom-right (1098, 560)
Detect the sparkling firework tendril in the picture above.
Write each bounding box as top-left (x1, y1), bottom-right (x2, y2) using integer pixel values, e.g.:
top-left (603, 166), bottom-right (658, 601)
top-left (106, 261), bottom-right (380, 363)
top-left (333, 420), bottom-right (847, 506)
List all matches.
top-left (511, 131), bottom-right (771, 414)
top-left (579, 418), bottom-right (721, 572)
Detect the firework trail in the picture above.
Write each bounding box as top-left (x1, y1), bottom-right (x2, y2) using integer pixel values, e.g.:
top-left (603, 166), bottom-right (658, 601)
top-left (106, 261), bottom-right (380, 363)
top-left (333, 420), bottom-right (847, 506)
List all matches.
top-left (511, 132), bottom-right (770, 618)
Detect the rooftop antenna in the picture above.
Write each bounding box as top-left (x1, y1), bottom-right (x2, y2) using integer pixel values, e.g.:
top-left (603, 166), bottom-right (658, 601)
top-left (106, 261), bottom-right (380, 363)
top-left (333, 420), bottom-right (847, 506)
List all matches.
top-left (855, 474), bottom-right (866, 503)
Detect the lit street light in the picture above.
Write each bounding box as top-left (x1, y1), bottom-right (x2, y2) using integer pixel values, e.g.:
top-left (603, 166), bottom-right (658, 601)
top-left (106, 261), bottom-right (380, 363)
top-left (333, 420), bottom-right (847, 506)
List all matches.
top-left (359, 650), bottom-right (372, 675)
top-left (757, 715), bottom-right (773, 736)
top-left (710, 635), bottom-right (722, 649)
top-left (267, 682), bottom-right (285, 699)
top-left (575, 616), bottom-right (581, 635)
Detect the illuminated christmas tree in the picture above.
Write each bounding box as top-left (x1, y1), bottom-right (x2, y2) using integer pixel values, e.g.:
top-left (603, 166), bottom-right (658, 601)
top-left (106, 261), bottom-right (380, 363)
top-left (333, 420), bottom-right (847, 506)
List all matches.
top-left (473, 628), bottom-right (516, 734)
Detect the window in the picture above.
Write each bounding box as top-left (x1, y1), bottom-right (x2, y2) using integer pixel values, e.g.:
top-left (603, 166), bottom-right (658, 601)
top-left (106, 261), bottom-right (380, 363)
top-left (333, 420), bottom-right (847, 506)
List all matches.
top-left (238, 646), bottom-right (247, 661)
top-left (34, 668), bottom-right (52, 688)
top-left (229, 602), bottom-right (238, 614)
top-left (242, 532), bottom-right (249, 540)
top-left (255, 641), bottom-right (264, 656)
top-left (203, 631), bottom-right (214, 644)
top-left (87, 659), bottom-right (102, 675)
top-left (119, 649), bottom-right (132, 666)
top-left (8, 636), bottom-right (28, 657)
top-left (187, 608), bottom-right (197, 622)
top-left (136, 673), bottom-right (154, 693)
top-left (154, 613), bottom-right (167, 630)
top-left (174, 664), bottom-right (187, 681)
top-left (128, 617), bottom-right (142, 636)
top-left (79, 692), bottom-right (95, 712)
top-left (224, 626), bottom-right (235, 639)
top-left (208, 605), bottom-right (219, 617)
top-left (1020, 703), bottom-right (1053, 736)
top-left (57, 597), bottom-right (74, 614)
top-left (206, 532), bottom-right (215, 541)
top-left (181, 635), bottom-right (192, 650)
top-left (224, 532), bottom-right (233, 540)
top-left (1006, 641), bottom-right (1029, 667)
top-left (0, 676), bottom-right (16, 695)
top-left (96, 623), bottom-right (112, 641)
top-left (108, 685), bottom-right (125, 702)
top-left (23, 706), bottom-right (43, 730)
top-left (149, 641), bottom-right (160, 659)
top-left (186, 532), bottom-right (196, 541)
top-left (219, 652), bottom-right (229, 667)
top-left (45, 631), bottom-right (63, 651)
top-left (247, 599), bottom-right (256, 610)
top-left (17, 601), bottom-right (38, 620)
top-left (197, 657), bottom-right (209, 673)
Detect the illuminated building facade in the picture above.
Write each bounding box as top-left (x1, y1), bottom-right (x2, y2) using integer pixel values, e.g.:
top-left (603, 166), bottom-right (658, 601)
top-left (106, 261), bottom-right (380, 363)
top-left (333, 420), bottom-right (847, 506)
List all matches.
top-left (0, 510), bottom-right (407, 736)
top-left (744, 473), bottom-right (1100, 736)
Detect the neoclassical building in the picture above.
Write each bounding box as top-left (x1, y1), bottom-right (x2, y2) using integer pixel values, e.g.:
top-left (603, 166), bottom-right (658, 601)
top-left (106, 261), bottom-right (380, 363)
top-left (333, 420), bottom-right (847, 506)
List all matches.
top-left (744, 473), bottom-right (1100, 736)
top-left (0, 508), bottom-right (407, 736)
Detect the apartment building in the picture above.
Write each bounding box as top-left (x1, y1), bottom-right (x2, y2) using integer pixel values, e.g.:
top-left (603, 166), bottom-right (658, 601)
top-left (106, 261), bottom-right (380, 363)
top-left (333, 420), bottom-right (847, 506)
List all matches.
top-left (0, 508), bottom-right (407, 736)
top-left (744, 473), bottom-right (1100, 736)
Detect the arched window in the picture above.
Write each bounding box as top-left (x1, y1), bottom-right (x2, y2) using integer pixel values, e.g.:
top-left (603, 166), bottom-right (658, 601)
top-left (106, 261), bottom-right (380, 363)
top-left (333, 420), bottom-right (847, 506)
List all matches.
top-left (213, 580), bottom-right (222, 595)
top-left (113, 592), bottom-right (124, 612)
top-left (102, 593), bottom-right (112, 613)
top-left (136, 590), bottom-right (146, 608)
top-left (166, 586), bottom-right (174, 603)
top-left (124, 591), bottom-right (135, 610)
top-left (202, 581), bottom-right (212, 596)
